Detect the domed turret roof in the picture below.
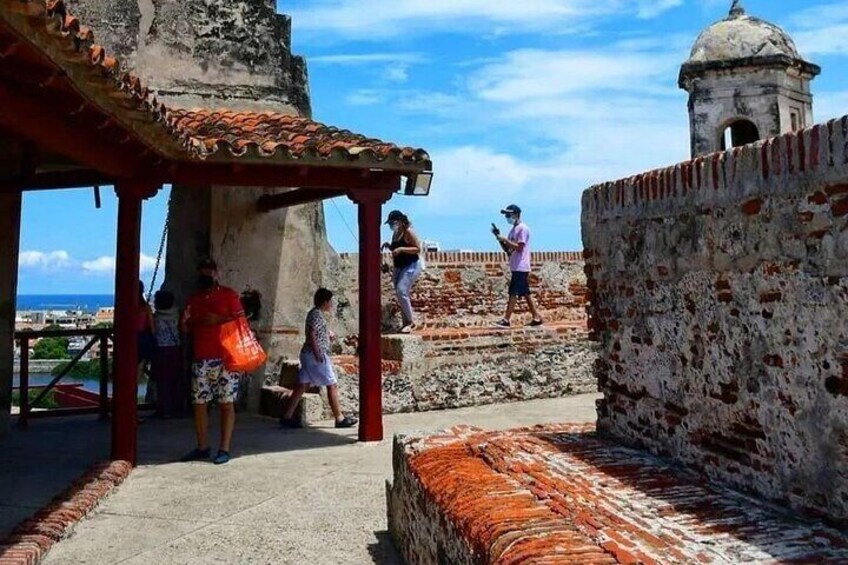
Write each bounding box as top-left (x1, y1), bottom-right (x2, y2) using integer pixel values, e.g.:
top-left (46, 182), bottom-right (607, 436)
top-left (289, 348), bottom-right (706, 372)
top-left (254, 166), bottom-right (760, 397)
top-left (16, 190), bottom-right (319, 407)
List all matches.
top-left (687, 1), bottom-right (801, 64)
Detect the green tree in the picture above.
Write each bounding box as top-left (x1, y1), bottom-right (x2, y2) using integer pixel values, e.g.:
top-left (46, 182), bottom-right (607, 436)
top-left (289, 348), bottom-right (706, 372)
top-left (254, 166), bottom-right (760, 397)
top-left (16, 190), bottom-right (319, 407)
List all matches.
top-left (33, 337), bottom-right (70, 360)
top-left (52, 359), bottom-right (111, 381)
top-left (11, 389), bottom-right (59, 409)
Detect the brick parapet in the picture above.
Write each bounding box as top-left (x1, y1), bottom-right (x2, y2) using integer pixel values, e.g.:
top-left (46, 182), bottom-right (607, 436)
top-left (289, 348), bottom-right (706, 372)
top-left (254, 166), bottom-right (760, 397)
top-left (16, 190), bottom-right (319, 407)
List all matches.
top-left (582, 117), bottom-right (848, 222)
top-left (338, 251), bottom-right (585, 263)
top-left (334, 251), bottom-right (588, 333)
top-left (388, 424), bottom-right (848, 564)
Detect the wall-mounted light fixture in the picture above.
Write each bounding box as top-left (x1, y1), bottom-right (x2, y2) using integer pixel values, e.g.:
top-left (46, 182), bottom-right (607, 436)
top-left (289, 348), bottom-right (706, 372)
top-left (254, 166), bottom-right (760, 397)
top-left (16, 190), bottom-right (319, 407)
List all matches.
top-left (403, 171), bottom-right (433, 196)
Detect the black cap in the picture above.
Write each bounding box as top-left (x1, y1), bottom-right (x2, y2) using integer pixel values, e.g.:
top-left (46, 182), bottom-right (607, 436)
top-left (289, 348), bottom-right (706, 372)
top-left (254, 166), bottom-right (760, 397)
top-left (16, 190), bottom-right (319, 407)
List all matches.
top-left (198, 258), bottom-right (218, 271)
top-left (500, 204), bottom-right (521, 215)
top-left (385, 210), bottom-right (406, 225)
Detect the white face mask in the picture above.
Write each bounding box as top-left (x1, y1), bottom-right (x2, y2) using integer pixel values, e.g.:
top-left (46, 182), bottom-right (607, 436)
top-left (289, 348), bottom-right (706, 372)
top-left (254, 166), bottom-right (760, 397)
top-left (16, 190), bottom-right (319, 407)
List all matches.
top-left (390, 222), bottom-right (402, 233)
top-left (505, 215), bottom-right (517, 226)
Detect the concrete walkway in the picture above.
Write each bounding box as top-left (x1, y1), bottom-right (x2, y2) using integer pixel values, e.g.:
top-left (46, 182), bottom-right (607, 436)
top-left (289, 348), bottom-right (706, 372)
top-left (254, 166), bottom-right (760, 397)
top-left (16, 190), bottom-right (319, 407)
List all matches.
top-left (35, 395), bottom-right (600, 564)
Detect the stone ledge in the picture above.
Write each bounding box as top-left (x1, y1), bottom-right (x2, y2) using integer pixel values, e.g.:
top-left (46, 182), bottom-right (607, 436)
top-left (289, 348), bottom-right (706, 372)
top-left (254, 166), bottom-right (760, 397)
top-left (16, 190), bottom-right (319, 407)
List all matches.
top-left (259, 385), bottom-right (325, 425)
top-left (387, 424), bottom-right (848, 564)
top-left (0, 460), bottom-right (132, 565)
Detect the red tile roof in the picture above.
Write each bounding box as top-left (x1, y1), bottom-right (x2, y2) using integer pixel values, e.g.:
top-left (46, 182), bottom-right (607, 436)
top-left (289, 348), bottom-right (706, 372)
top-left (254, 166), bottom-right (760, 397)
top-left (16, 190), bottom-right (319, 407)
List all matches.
top-left (165, 109), bottom-right (431, 167)
top-left (0, 0), bottom-right (431, 172)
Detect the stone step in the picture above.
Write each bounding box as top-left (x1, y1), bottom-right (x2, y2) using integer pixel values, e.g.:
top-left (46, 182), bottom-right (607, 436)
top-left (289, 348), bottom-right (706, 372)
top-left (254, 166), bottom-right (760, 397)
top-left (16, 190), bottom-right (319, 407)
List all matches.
top-left (259, 385), bottom-right (326, 425)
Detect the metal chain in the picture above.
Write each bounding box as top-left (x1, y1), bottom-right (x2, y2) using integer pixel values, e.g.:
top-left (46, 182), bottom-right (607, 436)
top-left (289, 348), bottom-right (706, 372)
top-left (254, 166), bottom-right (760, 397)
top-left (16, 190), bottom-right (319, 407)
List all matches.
top-left (146, 192), bottom-right (172, 303)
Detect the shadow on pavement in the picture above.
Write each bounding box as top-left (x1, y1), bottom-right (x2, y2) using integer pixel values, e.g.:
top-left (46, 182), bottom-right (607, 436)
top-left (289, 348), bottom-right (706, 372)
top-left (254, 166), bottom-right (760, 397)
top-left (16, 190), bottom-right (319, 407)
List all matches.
top-left (367, 530), bottom-right (403, 564)
top-left (0, 410), bottom-right (360, 538)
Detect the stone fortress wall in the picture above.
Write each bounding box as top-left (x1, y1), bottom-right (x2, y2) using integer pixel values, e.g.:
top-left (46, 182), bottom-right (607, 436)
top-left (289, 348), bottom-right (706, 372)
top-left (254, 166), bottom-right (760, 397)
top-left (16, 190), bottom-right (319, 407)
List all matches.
top-left (267, 251), bottom-right (596, 419)
top-left (583, 117), bottom-right (848, 522)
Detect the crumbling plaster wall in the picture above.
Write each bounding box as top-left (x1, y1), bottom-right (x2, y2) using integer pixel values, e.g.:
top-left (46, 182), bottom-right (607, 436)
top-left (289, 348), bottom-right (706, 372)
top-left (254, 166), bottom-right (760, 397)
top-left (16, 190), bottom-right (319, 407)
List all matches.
top-left (583, 116), bottom-right (848, 522)
top-left (67, 0), bottom-right (310, 113)
top-left (68, 0), bottom-right (340, 411)
top-left (210, 189), bottom-right (340, 409)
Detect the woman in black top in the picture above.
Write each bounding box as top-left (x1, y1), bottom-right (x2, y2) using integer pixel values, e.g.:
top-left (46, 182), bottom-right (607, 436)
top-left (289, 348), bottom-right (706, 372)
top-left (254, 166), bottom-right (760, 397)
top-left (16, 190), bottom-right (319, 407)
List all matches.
top-left (382, 210), bottom-right (423, 333)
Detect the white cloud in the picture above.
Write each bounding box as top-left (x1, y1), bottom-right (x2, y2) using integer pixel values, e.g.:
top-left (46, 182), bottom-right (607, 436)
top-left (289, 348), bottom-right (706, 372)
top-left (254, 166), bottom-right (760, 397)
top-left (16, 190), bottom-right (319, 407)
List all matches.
top-left (635, 0), bottom-right (682, 19)
top-left (18, 250), bottom-right (72, 271)
top-left (794, 25), bottom-right (848, 57)
top-left (381, 41), bottom-right (691, 220)
top-left (19, 250), bottom-right (158, 277)
top-left (81, 256), bottom-right (115, 274)
top-left (310, 52), bottom-right (423, 86)
top-left (791, 3), bottom-right (848, 56)
top-left (815, 91), bottom-right (848, 124)
top-left (310, 53), bottom-right (426, 65)
top-left (287, 0), bottom-right (678, 40)
top-left (384, 65), bottom-right (410, 83)
top-left (345, 90), bottom-right (383, 106)
top-left (468, 48), bottom-right (679, 102)
top-left (82, 254), bottom-right (157, 275)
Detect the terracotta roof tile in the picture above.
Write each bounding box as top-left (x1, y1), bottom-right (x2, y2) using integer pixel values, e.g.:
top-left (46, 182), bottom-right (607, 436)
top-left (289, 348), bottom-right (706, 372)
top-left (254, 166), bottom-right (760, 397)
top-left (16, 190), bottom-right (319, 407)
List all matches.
top-left (156, 108), bottom-right (433, 168)
top-left (1, 0), bottom-right (432, 173)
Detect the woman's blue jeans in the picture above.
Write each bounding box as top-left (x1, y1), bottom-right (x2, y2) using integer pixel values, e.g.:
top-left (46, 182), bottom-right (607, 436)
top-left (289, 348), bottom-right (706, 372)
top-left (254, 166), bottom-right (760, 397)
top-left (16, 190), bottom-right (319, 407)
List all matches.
top-left (393, 261), bottom-right (422, 324)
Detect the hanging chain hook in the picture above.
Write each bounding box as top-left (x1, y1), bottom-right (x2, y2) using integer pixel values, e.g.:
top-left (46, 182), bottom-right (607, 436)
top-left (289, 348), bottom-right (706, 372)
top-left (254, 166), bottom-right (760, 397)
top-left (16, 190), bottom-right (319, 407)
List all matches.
top-left (146, 191), bottom-right (172, 303)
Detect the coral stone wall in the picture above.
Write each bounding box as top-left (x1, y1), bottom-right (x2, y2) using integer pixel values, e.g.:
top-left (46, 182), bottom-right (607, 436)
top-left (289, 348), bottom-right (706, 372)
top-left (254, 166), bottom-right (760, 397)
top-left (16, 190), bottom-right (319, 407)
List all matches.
top-left (583, 116), bottom-right (848, 522)
top-left (333, 251), bottom-right (587, 333)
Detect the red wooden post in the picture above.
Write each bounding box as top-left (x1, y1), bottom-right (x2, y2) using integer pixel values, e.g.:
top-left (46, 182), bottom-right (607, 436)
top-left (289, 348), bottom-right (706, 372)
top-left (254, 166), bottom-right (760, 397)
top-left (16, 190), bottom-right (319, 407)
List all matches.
top-left (112, 182), bottom-right (158, 464)
top-left (99, 333), bottom-right (110, 420)
top-left (1, 189), bottom-right (23, 435)
top-left (350, 189), bottom-right (393, 442)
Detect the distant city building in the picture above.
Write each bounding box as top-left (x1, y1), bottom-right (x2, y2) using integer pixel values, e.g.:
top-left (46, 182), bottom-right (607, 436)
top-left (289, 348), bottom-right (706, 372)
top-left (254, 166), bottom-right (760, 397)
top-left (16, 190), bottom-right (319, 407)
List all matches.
top-left (94, 308), bottom-right (115, 325)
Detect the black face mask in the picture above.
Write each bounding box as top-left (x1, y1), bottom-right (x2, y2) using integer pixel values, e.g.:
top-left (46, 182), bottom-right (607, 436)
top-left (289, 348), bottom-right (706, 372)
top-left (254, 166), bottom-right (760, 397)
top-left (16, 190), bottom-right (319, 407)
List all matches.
top-left (197, 275), bottom-right (215, 290)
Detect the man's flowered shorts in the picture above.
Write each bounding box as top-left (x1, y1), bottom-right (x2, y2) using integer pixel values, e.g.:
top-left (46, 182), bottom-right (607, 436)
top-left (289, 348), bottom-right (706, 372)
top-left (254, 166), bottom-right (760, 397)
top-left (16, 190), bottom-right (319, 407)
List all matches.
top-left (192, 359), bottom-right (240, 404)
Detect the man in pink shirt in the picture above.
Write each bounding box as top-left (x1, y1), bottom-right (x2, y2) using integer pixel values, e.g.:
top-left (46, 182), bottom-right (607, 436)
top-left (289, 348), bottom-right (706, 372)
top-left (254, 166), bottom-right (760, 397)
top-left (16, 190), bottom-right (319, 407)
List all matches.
top-left (493, 204), bottom-right (543, 328)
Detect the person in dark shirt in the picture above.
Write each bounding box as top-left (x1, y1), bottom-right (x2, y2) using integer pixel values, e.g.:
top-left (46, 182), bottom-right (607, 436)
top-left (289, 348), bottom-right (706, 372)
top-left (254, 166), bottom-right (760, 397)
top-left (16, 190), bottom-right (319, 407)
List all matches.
top-left (382, 210), bottom-right (423, 334)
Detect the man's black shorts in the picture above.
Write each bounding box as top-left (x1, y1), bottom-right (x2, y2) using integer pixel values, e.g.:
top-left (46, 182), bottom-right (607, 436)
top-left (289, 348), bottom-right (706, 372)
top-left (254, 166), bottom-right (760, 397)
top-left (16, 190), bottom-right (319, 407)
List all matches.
top-left (508, 271), bottom-right (531, 298)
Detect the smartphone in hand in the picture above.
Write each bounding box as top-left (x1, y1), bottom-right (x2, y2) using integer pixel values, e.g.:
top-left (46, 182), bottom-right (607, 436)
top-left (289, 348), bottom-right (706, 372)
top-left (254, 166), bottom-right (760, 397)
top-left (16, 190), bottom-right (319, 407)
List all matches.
top-left (491, 223), bottom-right (500, 236)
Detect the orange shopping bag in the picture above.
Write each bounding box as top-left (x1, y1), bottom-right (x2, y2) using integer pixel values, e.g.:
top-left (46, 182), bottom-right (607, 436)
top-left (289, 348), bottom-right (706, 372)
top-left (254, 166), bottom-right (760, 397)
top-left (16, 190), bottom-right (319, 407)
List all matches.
top-left (221, 317), bottom-right (267, 373)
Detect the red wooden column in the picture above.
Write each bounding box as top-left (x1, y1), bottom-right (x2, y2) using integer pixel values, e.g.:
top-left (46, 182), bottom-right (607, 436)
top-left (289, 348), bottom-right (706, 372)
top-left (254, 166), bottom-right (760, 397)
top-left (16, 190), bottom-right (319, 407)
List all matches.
top-left (112, 181), bottom-right (159, 464)
top-left (0, 189), bottom-right (23, 437)
top-left (350, 188), bottom-right (393, 442)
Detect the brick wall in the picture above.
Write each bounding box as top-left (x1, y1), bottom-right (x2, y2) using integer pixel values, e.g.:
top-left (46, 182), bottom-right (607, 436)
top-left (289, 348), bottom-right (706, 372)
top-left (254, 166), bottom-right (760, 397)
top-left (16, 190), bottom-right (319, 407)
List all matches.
top-left (335, 251), bottom-right (587, 332)
top-left (583, 117), bottom-right (848, 522)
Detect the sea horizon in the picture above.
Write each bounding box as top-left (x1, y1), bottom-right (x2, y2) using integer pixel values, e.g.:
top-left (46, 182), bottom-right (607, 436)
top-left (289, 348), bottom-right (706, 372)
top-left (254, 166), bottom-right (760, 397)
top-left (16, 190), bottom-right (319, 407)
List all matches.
top-left (16, 294), bottom-right (114, 312)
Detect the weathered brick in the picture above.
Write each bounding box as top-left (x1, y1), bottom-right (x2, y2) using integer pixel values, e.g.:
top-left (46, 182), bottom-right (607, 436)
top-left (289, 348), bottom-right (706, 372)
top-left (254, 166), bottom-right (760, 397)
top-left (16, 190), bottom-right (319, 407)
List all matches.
top-left (741, 198), bottom-right (763, 215)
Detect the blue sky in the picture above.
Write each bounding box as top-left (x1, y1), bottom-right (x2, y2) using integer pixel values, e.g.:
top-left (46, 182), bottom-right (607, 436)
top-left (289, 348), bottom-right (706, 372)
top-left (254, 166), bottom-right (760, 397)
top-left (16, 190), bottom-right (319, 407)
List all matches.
top-left (17, 0), bottom-right (848, 294)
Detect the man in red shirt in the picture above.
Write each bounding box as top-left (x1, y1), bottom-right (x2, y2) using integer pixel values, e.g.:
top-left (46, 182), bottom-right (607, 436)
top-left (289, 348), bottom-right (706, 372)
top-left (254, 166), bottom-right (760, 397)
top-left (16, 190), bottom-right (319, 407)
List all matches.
top-left (180, 258), bottom-right (244, 465)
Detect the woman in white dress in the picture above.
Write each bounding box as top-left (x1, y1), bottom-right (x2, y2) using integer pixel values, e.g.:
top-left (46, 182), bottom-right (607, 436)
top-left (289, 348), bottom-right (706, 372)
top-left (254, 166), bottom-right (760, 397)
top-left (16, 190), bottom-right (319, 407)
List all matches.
top-left (280, 288), bottom-right (357, 429)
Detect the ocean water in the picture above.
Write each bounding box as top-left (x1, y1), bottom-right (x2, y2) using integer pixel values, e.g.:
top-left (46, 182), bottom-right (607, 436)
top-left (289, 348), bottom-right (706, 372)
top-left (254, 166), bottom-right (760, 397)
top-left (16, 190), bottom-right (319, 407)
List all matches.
top-left (17, 295), bottom-right (114, 313)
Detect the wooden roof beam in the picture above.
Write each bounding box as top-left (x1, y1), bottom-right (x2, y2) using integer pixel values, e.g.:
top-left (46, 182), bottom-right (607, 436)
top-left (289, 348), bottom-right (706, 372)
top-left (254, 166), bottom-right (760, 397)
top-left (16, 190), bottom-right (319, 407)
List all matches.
top-left (0, 83), bottom-right (151, 179)
top-left (0, 169), bottom-right (113, 191)
top-left (170, 161), bottom-right (402, 191)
